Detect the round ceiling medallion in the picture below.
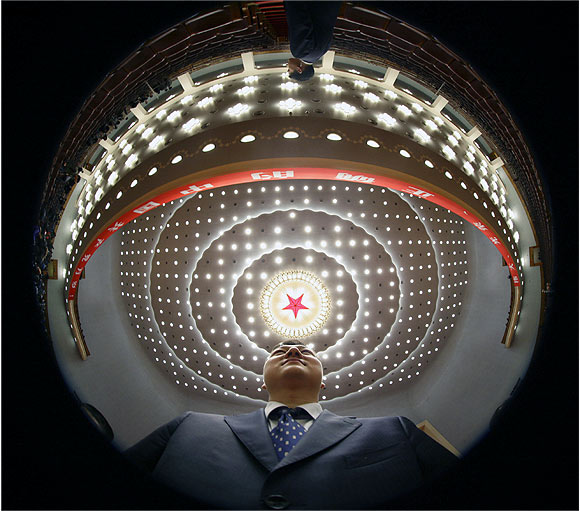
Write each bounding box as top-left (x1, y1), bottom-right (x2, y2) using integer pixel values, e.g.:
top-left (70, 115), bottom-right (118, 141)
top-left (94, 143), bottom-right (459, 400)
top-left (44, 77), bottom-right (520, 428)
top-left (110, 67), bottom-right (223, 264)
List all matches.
top-left (260, 270), bottom-right (331, 339)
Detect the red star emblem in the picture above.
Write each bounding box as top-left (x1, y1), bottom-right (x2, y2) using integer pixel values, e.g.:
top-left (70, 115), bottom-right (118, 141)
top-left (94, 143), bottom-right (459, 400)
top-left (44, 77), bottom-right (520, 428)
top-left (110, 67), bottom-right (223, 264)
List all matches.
top-left (282, 293), bottom-right (309, 319)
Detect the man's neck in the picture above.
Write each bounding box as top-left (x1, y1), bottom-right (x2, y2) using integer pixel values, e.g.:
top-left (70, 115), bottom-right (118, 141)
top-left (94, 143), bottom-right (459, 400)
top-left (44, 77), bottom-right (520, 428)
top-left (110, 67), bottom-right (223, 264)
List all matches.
top-left (270, 395), bottom-right (318, 409)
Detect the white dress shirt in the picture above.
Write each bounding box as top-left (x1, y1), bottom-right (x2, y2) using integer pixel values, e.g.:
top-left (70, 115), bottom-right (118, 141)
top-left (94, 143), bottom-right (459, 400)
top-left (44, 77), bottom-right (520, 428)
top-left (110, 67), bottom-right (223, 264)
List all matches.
top-left (264, 401), bottom-right (323, 432)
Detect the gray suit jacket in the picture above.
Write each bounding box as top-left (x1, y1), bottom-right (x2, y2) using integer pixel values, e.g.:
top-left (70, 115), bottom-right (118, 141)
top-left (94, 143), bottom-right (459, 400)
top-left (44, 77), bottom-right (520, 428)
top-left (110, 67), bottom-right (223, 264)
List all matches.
top-left (125, 409), bottom-right (457, 509)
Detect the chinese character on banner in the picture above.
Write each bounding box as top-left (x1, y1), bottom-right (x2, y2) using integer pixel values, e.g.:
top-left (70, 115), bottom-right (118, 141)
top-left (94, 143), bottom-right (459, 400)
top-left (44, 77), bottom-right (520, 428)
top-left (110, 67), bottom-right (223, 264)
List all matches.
top-left (107, 221), bottom-right (124, 233)
top-left (179, 183), bottom-right (214, 196)
top-left (508, 263), bottom-right (515, 271)
top-left (71, 281), bottom-right (77, 289)
top-left (81, 254), bottom-right (91, 263)
top-left (401, 185), bottom-right (434, 199)
top-left (473, 221), bottom-right (488, 231)
top-left (490, 236), bottom-right (500, 245)
top-left (95, 238), bottom-right (105, 248)
top-left (335, 172), bottom-right (375, 183)
top-left (512, 275), bottom-right (519, 285)
top-left (134, 201), bottom-right (160, 214)
top-left (251, 170), bottom-right (294, 180)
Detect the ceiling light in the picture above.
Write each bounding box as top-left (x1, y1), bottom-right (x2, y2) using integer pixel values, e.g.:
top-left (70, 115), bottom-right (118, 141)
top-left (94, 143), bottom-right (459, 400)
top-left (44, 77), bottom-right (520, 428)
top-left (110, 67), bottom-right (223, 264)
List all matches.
top-left (280, 82), bottom-right (299, 91)
top-left (149, 135), bottom-right (164, 150)
top-left (279, 98), bottom-right (302, 110)
top-left (442, 145), bottom-right (456, 159)
top-left (377, 113), bottom-right (396, 127)
top-left (283, 131), bottom-right (299, 139)
top-left (240, 135), bottom-right (256, 143)
top-left (226, 103), bottom-right (249, 116)
top-left (202, 143), bottom-right (216, 152)
top-left (334, 102), bottom-right (356, 115)
top-left (324, 84), bottom-right (342, 94)
top-left (327, 133), bottom-right (342, 141)
top-left (366, 140), bottom-right (380, 148)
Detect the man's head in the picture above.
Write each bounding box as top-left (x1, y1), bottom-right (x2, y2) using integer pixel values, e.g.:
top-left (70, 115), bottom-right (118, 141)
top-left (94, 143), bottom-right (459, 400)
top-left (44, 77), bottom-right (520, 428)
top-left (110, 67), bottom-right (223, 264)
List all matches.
top-left (287, 58), bottom-right (315, 82)
top-left (262, 340), bottom-right (325, 406)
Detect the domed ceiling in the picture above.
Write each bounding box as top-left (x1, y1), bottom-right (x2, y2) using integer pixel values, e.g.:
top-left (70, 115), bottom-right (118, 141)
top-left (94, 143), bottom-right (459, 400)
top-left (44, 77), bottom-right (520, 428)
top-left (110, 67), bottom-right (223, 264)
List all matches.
top-left (8, 2), bottom-right (576, 509)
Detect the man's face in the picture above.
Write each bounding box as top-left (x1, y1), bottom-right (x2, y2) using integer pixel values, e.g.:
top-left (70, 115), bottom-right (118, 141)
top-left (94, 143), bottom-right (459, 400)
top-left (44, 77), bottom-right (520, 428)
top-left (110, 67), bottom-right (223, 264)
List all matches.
top-left (262, 344), bottom-right (325, 394)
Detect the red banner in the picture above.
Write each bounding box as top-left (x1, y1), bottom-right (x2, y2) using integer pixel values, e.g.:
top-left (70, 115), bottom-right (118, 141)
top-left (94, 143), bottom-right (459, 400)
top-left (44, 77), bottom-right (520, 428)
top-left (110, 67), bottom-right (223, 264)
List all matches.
top-left (67, 168), bottom-right (521, 300)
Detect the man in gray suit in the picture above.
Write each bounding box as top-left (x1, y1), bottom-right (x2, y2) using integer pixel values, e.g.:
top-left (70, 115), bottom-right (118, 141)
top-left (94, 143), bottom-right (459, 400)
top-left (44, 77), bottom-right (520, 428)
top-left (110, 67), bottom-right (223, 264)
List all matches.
top-left (125, 340), bottom-right (457, 509)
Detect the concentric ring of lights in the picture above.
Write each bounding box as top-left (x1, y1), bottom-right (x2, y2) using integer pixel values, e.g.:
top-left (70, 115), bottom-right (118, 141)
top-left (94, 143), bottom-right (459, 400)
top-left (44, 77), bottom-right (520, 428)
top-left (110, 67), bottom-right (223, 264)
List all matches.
top-left (62, 54), bottom-right (526, 403)
top-left (259, 270), bottom-right (331, 339)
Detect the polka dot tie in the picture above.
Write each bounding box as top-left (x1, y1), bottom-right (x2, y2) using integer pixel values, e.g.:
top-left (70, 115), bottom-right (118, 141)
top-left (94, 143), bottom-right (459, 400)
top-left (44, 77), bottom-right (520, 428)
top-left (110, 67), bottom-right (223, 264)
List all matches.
top-left (269, 407), bottom-right (310, 460)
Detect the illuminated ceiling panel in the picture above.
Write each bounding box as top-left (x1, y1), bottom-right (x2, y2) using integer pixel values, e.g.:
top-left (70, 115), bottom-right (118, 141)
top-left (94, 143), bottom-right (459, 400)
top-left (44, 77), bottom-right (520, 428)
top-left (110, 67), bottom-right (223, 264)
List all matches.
top-left (119, 178), bottom-right (469, 402)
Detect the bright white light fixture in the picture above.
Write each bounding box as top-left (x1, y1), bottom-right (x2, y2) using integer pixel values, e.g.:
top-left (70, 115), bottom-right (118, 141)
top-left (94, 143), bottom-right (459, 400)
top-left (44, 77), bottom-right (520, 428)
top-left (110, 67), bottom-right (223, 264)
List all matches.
top-left (319, 73), bottom-right (334, 81)
top-left (126, 154), bottom-right (139, 168)
top-left (334, 102), bottom-right (356, 116)
top-left (240, 135), bottom-right (256, 143)
top-left (414, 128), bottom-right (430, 144)
top-left (107, 171), bottom-right (119, 186)
top-left (363, 92), bottom-right (379, 103)
top-left (384, 90), bottom-right (397, 100)
top-left (399, 149), bottom-right (411, 158)
top-left (280, 82), bottom-right (299, 91)
top-left (244, 75), bottom-right (258, 84)
top-left (149, 136), bottom-right (164, 150)
top-left (442, 145), bottom-right (456, 159)
top-left (377, 113), bottom-right (396, 127)
top-left (209, 84), bottom-right (223, 93)
top-left (236, 86), bottom-right (255, 96)
top-left (202, 143), bottom-right (216, 152)
top-left (167, 111), bottom-right (181, 123)
top-left (227, 103), bottom-right (249, 116)
top-left (424, 119), bottom-right (438, 131)
top-left (278, 98), bottom-right (302, 111)
top-left (148, 167), bottom-right (158, 175)
top-left (283, 131), bottom-right (299, 139)
top-left (397, 105), bottom-right (412, 116)
top-left (326, 133), bottom-right (342, 141)
top-left (354, 80), bottom-right (368, 89)
top-left (198, 97), bottom-right (214, 108)
top-left (183, 118), bottom-right (201, 133)
top-left (324, 84), bottom-right (342, 94)
top-left (366, 140), bottom-right (380, 148)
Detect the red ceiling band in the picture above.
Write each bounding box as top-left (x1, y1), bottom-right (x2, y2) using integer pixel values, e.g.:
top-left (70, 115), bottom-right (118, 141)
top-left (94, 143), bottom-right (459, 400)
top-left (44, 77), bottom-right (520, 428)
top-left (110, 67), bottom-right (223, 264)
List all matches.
top-left (67, 167), bottom-right (520, 300)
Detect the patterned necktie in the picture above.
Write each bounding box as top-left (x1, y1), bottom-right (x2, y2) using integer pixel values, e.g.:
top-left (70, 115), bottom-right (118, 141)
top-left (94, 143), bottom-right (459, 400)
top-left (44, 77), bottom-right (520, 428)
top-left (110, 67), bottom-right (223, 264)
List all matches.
top-left (269, 407), bottom-right (310, 460)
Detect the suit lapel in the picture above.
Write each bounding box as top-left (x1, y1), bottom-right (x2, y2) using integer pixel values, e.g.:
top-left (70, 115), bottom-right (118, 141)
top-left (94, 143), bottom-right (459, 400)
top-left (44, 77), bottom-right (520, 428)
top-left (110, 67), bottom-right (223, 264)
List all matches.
top-left (224, 409), bottom-right (279, 472)
top-left (276, 409), bottom-right (361, 469)
top-left (224, 409), bottom-right (361, 473)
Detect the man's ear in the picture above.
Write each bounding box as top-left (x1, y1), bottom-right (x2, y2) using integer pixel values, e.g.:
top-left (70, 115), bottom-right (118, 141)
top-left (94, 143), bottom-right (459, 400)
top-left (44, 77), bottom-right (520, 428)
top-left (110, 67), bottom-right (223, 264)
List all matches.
top-left (261, 382), bottom-right (267, 390)
top-left (320, 382), bottom-right (326, 390)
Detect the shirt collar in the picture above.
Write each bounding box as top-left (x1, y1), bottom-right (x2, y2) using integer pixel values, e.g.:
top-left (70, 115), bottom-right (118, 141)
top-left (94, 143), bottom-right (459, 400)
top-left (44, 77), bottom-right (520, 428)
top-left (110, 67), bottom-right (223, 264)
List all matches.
top-left (264, 401), bottom-right (323, 420)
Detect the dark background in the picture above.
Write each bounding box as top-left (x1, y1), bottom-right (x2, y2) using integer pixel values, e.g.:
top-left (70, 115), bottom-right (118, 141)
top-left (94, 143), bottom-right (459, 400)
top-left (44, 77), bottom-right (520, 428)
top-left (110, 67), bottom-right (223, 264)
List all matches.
top-left (3, 2), bottom-right (578, 509)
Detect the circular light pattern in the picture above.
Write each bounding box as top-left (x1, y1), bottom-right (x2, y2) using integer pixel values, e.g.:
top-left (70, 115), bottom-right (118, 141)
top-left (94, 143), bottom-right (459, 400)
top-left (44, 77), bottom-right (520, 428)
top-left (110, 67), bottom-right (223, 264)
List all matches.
top-left (259, 270), bottom-right (331, 339)
top-left (117, 178), bottom-right (474, 402)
